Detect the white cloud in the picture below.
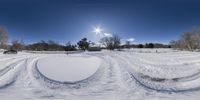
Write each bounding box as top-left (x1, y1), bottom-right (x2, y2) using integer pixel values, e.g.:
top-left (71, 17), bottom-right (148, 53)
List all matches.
top-left (103, 33), bottom-right (113, 37)
top-left (127, 38), bottom-right (135, 42)
top-left (120, 38), bottom-right (136, 45)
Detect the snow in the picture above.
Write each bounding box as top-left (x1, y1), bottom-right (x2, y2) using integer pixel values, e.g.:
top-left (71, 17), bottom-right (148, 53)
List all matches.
top-left (1, 49), bottom-right (200, 100)
top-left (37, 55), bottom-right (101, 83)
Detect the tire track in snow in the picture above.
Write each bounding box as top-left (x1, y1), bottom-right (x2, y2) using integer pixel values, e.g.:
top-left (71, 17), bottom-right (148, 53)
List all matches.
top-left (109, 51), bottom-right (177, 92)
top-left (3, 50), bottom-right (200, 99)
top-left (114, 51), bottom-right (200, 93)
top-left (0, 59), bottom-right (27, 89)
top-left (26, 53), bottom-right (138, 99)
top-left (0, 57), bottom-right (29, 76)
top-left (87, 52), bottom-right (143, 97)
top-left (31, 55), bottom-right (106, 90)
top-left (14, 54), bottom-right (113, 98)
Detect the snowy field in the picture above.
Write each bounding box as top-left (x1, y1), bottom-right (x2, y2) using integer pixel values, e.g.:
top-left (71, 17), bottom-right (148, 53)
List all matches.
top-left (1, 49), bottom-right (200, 100)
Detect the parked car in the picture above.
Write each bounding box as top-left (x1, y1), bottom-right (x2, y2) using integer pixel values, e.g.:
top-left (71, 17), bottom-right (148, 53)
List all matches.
top-left (3, 50), bottom-right (18, 54)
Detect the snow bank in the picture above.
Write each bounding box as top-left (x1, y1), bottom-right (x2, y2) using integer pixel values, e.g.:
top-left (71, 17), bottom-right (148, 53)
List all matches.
top-left (37, 55), bottom-right (101, 83)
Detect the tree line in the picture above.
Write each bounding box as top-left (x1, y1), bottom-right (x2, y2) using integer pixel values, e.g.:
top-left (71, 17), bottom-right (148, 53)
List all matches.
top-left (0, 26), bottom-right (171, 51)
top-left (121, 43), bottom-right (170, 49)
top-left (170, 28), bottom-right (200, 51)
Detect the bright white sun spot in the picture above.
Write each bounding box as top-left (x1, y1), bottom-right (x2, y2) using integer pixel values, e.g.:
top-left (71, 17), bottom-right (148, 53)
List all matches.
top-left (93, 27), bottom-right (102, 34)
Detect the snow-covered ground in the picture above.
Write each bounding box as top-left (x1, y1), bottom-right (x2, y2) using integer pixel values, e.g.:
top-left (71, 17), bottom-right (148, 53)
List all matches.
top-left (37, 55), bottom-right (101, 83)
top-left (1, 49), bottom-right (200, 100)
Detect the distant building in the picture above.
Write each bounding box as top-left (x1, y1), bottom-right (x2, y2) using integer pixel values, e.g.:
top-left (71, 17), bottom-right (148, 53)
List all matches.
top-left (88, 43), bottom-right (101, 51)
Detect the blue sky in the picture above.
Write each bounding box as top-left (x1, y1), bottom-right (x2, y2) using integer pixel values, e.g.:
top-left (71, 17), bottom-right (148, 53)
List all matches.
top-left (0, 0), bottom-right (200, 44)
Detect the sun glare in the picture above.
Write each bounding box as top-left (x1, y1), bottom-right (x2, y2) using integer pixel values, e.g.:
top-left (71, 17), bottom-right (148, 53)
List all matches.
top-left (93, 27), bottom-right (102, 34)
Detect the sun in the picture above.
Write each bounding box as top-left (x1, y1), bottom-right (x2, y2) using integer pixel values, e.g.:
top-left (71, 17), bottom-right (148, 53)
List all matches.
top-left (93, 27), bottom-right (102, 34)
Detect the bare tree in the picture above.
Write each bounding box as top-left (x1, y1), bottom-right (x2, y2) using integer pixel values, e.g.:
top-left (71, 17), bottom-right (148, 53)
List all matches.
top-left (100, 34), bottom-right (121, 50)
top-left (181, 32), bottom-right (199, 50)
top-left (11, 39), bottom-right (25, 51)
top-left (170, 27), bottom-right (200, 51)
top-left (100, 36), bottom-right (114, 50)
top-left (170, 40), bottom-right (183, 49)
top-left (192, 27), bottom-right (200, 49)
top-left (125, 40), bottom-right (131, 48)
top-left (0, 26), bottom-right (8, 49)
top-left (65, 42), bottom-right (76, 51)
top-left (113, 34), bottom-right (121, 49)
